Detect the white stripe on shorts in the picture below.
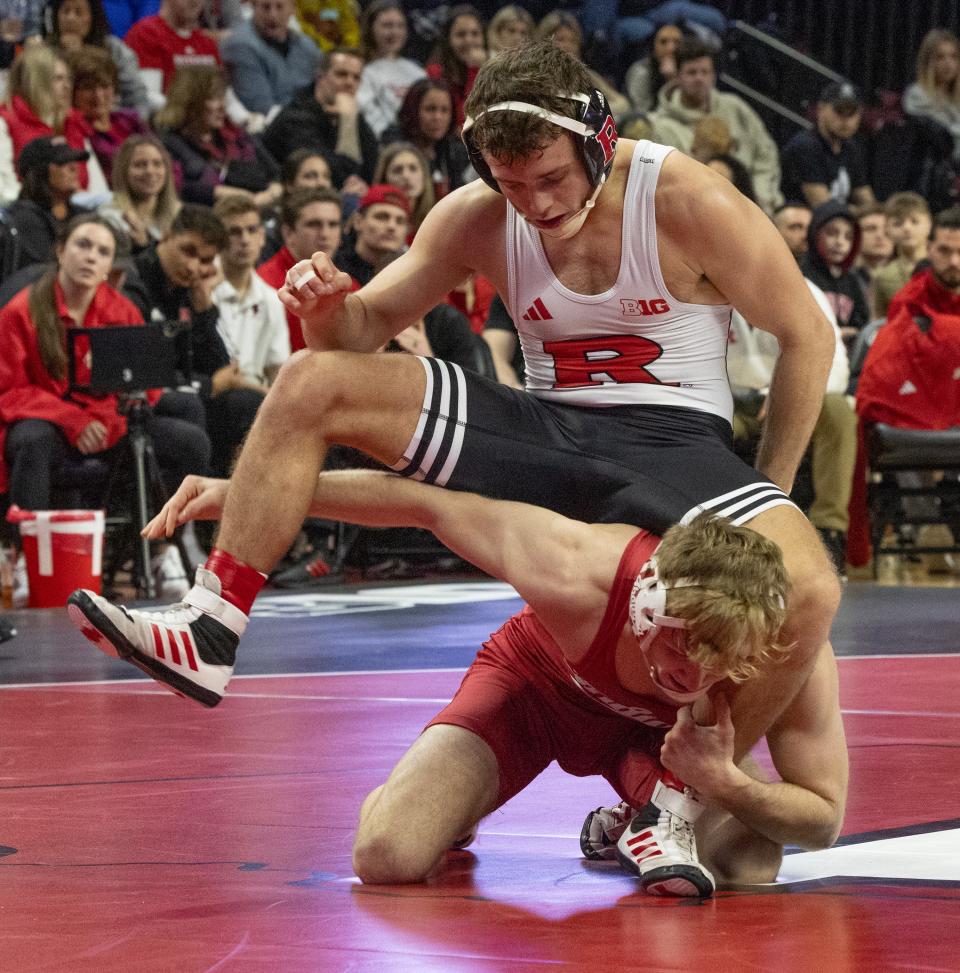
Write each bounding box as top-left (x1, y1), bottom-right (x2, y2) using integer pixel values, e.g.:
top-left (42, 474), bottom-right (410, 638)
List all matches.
top-left (389, 357), bottom-right (468, 486)
top-left (680, 481), bottom-right (798, 527)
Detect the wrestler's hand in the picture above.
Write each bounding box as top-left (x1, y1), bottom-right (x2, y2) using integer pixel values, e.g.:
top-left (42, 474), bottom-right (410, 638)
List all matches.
top-left (141, 475), bottom-right (230, 539)
top-left (277, 252), bottom-right (354, 326)
top-left (660, 692), bottom-right (737, 800)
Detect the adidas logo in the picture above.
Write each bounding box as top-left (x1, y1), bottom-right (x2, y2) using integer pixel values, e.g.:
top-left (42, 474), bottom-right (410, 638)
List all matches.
top-left (624, 828), bottom-right (663, 863)
top-left (898, 380), bottom-right (917, 396)
top-left (522, 297), bottom-right (552, 321)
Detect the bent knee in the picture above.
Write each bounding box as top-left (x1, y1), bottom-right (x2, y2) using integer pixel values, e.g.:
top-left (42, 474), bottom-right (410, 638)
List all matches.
top-left (352, 831), bottom-right (439, 885)
top-left (708, 837), bottom-right (784, 887)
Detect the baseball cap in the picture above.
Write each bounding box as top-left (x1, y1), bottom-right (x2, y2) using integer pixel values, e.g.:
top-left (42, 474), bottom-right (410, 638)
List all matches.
top-left (819, 81), bottom-right (862, 113)
top-left (18, 136), bottom-right (89, 178)
top-left (357, 184), bottom-right (411, 216)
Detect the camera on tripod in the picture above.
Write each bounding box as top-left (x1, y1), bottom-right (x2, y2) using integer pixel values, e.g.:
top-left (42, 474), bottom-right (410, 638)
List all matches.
top-left (66, 323), bottom-right (186, 598)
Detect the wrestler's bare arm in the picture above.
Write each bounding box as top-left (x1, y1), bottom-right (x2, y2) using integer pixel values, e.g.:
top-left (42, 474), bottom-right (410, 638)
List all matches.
top-left (142, 469), bottom-right (619, 651)
top-left (663, 643), bottom-right (848, 850)
top-left (658, 155), bottom-right (835, 492)
top-left (281, 182), bottom-right (507, 353)
top-left (306, 470), bottom-right (621, 651)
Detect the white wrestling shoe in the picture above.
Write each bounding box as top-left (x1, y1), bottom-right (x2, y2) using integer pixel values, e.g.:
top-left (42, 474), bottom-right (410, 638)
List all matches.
top-left (66, 567), bottom-right (246, 708)
top-left (580, 801), bottom-right (636, 861)
top-left (615, 779), bottom-right (716, 898)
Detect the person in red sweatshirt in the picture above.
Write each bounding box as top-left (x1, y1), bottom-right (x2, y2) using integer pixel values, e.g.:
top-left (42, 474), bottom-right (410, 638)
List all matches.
top-left (124, 0), bottom-right (221, 95)
top-left (0, 214), bottom-right (210, 512)
top-left (0, 45), bottom-right (92, 187)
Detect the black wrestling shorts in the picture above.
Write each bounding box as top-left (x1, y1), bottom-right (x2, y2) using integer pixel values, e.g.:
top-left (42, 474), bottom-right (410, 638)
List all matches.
top-left (389, 357), bottom-right (797, 534)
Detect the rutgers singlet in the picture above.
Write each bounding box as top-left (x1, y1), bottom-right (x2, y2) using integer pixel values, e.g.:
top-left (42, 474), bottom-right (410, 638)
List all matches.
top-left (505, 140), bottom-right (734, 419)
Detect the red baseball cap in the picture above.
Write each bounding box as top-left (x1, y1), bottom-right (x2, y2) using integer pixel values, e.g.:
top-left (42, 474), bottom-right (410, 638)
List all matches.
top-left (358, 183), bottom-right (411, 216)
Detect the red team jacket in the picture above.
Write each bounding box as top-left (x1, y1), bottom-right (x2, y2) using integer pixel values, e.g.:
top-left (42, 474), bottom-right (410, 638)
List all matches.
top-left (0, 281), bottom-right (145, 495)
top-left (0, 97), bottom-right (92, 188)
top-left (858, 270), bottom-right (960, 429)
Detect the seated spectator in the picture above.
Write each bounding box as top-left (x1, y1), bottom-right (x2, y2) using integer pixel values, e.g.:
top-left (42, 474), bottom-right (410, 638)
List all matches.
top-left (155, 67), bottom-right (282, 209)
top-left (43, 0), bottom-right (151, 117)
top-left (649, 37), bottom-right (782, 213)
top-left (727, 277), bottom-right (856, 576)
top-left (221, 0), bottom-right (320, 118)
top-left (281, 148), bottom-right (335, 192)
top-left (773, 200), bottom-right (812, 260)
top-left (800, 199), bottom-right (870, 343)
top-left (381, 79), bottom-right (470, 199)
top-left (0, 45), bottom-right (94, 187)
top-left (781, 81), bottom-right (876, 210)
top-left (689, 114), bottom-right (731, 163)
top-left (295, 0), bottom-right (359, 52)
top-left (872, 192), bottom-right (932, 319)
top-left (124, 204), bottom-right (266, 477)
top-left (887, 206), bottom-right (960, 321)
top-left (357, 1), bottom-right (426, 139)
top-left (260, 147), bottom-right (335, 258)
top-left (486, 5), bottom-right (534, 55)
top-left (373, 141), bottom-right (435, 237)
top-left (705, 152), bottom-right (756, 202)
top-left (7, 136), bottom-right (90, 271)
top-left (583, 1), bottom-right (726, 60)
top-left (262, 48), bottom-right (378, 193)
top-left (854, 202), bottom-right (893, 280)
top-left (903, 29), bottom-right (960, 161)
top-left (124, 0), bottom-right (221, 99)
top-left (99, 134), bottom-right (181, 253)
top-left (67, 45), bottom-right (149, 185)
top-left (624, 23), bottom-right (683, 113)
top-left (336, 182), bottom-right (409, 287)
top-left (0, 213), bottom-right (210, 520)
top-left (446, 272), bottom-right (496, 335)
top-left (427, 5), bottom-right (487, 131)
top-left (257, 186), bottom-right (346, 351)
top-left (212, 195), bottom-right (290, 391)
top-left (537, 11), bottom-right (631, 122)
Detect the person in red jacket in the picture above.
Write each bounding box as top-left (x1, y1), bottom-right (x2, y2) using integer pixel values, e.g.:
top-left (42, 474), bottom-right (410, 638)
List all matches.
top-left (0, 45), bottom-right (93, 187)
top-left (886, 205), bottom-right (960, 322)
top-left (0, 214), bottom-right (210, 513)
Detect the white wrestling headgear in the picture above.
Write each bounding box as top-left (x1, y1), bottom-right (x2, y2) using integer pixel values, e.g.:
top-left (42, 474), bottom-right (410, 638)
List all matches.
top-left (628, 556), bottom-right (698, 649)
top-left (461, 91), bottom-right (618, 240)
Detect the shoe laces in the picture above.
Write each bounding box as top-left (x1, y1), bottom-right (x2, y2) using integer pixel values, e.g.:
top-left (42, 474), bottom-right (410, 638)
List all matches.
top-left (663, 807), bottom-right (697, 858)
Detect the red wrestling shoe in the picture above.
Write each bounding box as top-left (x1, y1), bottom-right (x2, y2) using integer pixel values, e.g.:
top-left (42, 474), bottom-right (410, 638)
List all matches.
top-left (67, 567), bottom-right (245, 708)
top-left (616, 779), bottom-right (715, 898)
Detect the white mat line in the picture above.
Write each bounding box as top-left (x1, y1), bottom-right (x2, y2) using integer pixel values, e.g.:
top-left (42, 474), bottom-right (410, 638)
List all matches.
top-left (0, 668), bottom-right (468, 691)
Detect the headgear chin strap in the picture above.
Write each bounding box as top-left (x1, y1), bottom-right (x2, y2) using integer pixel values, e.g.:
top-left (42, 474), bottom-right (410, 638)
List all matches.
top-left (462, 90), bottom-right (618, 194)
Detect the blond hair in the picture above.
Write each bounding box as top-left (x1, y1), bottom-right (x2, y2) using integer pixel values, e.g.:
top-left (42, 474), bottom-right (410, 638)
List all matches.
top-left (8, 45), bottom-right (69, 131)
top-left (110, 134), bottom-right (181, 235)
top-left (487, 5), bottom-right (534, 54)
top-left (916, 29), bottom-right (960, 105)
top-left (656, 512), bottom-right (791, 681)
top-left (691, 115), bottom-right (733, 163)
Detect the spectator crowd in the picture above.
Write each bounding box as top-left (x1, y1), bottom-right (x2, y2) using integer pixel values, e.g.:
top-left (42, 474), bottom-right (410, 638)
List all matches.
top-left (1, 0), bottom-right (960, 608)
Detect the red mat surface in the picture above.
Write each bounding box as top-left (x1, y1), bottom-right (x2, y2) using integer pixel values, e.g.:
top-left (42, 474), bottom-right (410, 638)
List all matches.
top-left (1, 656), bottom-right (958, 971)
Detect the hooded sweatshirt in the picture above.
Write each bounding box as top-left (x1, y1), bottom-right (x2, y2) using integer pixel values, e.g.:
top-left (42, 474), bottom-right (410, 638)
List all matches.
top-left (800, 199), bottom-right (870, 335)
top-left (648, 82), bottom-right (783, 214)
